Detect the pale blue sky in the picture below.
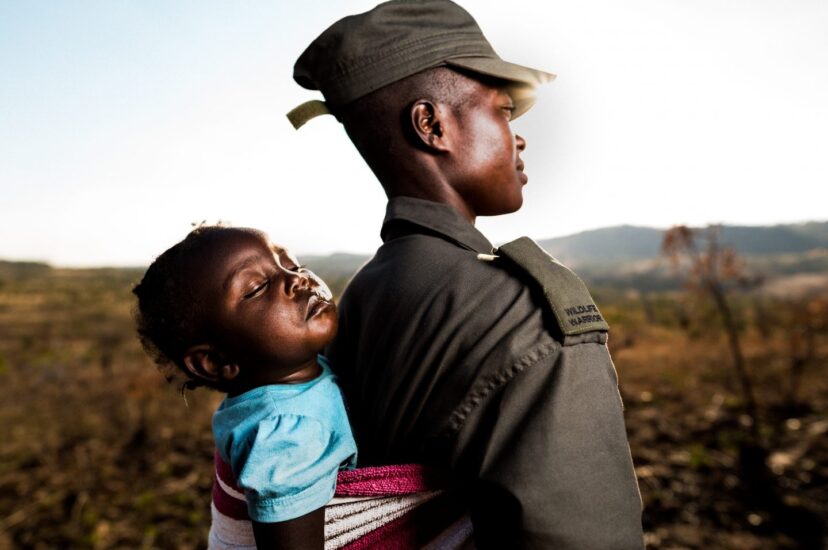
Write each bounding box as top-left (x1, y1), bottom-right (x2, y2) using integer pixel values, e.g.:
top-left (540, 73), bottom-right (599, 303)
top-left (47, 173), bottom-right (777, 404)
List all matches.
top-left (2, 1), bottom-right (827, 266)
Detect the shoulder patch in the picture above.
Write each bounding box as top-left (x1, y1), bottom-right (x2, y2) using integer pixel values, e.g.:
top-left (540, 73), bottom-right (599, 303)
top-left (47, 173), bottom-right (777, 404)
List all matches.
top-left (496, 236), bottom-right (609, 336)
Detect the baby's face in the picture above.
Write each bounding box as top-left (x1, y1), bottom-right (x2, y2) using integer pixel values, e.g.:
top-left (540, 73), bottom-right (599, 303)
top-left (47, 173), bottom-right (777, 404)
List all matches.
top-left (191, 228), bottom-right (336, 379)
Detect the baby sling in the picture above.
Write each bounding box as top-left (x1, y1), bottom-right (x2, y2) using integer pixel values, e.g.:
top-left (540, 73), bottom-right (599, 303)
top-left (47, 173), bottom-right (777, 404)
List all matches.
top-left (209, 452), bottom-right (472, 549)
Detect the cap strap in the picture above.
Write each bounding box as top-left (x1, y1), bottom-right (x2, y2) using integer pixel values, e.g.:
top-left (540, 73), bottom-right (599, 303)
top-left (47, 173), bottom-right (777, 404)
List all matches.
top-left (286, 100), bottom-right (332, 129)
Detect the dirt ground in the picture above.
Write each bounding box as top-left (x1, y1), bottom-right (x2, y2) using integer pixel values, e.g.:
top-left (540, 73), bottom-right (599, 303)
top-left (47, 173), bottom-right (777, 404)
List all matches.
top-left (0, 267), bottom-right (825, 549)
top-left (614, 324), bottom-right (828, 549)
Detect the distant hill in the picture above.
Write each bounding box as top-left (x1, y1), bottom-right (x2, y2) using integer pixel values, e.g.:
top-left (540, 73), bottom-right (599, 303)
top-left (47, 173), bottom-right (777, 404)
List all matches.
top-left (2, 221), bottom-right (825, 296)
top-left (538, 222), bottom-right (828, 267)
top-left (305, 220), bottom-right (828, 294)
top-left (0, 260), bottom-right (52, 282)
top-left (302, 253), bottom-right (369, 275)
top-left (537, 226), bottom-right (662, 265)
top-left (787, 221), bottom-right (828, 245)
top-left (302, 253), bottom-right (371, 297)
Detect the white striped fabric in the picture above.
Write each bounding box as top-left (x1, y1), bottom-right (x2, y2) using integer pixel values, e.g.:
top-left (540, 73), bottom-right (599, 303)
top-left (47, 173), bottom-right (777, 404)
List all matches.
top-left (208, 489), bottom-right (442, 550)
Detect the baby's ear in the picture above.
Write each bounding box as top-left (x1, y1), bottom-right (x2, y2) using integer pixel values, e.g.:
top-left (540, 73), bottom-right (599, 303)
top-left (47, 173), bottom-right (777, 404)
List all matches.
top-left (182, 344), bottom-right (240, 384)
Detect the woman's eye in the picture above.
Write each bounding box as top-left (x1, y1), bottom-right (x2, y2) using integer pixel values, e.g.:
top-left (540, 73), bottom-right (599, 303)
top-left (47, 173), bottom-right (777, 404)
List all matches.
top-left (243, 279), bottom-right (270, 299)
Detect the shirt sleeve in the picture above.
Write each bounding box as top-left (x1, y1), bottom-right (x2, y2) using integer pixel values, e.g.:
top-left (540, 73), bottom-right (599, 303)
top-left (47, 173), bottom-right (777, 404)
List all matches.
top-left (450, 333), bottom-right (644, 549)
top-left (232, 413), bottom-right (356, 523)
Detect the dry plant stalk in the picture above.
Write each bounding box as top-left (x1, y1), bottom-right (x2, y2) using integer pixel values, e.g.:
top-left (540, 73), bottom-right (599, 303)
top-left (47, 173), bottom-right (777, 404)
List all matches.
top-left (661, 225), bottom-right (760, 443)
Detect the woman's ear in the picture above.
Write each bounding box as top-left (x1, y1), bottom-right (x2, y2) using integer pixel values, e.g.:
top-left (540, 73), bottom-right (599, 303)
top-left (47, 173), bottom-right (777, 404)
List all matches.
top-left (182, 344), bottom-right (240, 384)
top-left (410, 100), bottom-right (451, 152)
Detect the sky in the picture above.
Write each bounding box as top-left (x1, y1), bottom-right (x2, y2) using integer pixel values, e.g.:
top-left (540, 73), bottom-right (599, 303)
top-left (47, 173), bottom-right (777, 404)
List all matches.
top-left (1, 0), bottom-right (826, 267)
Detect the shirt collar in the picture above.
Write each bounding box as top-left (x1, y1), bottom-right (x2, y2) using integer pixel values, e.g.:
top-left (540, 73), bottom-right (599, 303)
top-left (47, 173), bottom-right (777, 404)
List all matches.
top-left (380, 196), bottom-right (494, 254)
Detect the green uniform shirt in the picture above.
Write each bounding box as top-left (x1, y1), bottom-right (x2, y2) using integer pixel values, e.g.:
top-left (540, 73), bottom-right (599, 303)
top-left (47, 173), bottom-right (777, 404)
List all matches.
top-left (328, 196), bottom-right (643, 549)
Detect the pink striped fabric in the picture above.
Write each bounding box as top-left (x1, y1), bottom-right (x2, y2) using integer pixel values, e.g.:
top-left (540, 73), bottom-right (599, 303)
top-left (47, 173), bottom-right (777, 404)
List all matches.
top-left (212, 450), bottom-right (431, 518)
top-left (210, 451), bottom-right (471, 549)
top-left (213, 451), bottom-right (249, 520)
top-left (334, 464), bottom-right (432, 496)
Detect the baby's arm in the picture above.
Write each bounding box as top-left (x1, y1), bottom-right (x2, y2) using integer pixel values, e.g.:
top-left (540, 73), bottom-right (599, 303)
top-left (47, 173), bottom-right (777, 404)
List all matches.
top-left (252, 508), bottom-right (324, 550)
top-left (233, 412), bottom-right (356, 549)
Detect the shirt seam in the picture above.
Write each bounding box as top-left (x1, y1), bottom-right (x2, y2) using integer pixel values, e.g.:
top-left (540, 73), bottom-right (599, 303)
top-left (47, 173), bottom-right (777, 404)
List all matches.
top-left (439, 340), bottom-right (560, 437)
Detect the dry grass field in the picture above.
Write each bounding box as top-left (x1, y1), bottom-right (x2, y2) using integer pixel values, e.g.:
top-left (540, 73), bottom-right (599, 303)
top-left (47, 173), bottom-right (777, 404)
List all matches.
top-left (0, 262), bottom-right (825, 549)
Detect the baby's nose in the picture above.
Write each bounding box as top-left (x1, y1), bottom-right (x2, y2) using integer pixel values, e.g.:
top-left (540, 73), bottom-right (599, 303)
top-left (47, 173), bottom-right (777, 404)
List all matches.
top-left (287, 272), bottom-right (311, 294)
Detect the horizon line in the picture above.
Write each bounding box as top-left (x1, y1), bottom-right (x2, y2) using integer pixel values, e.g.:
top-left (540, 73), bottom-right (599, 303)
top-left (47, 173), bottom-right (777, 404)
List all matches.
top-left (4, 218), bottom-right (826, 270)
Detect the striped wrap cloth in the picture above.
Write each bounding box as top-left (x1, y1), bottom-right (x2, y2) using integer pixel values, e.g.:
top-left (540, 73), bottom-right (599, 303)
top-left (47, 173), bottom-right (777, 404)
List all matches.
top-left (210, 451), bottom-right (473, 549)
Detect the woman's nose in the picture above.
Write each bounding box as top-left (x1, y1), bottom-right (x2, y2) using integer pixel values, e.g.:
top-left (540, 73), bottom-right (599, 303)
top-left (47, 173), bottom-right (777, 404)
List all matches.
top-left (516, 134), bottom-right (526, 151)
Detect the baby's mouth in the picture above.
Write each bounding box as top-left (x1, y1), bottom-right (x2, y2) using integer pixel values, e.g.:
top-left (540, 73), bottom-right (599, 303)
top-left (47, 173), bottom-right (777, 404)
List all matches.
top-left (305, 293), bottom-right (333, 320)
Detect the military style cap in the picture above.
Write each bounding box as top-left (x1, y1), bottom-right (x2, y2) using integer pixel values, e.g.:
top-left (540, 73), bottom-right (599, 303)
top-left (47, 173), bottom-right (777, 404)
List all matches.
top-left (288, 0), bottom-right (555, 129)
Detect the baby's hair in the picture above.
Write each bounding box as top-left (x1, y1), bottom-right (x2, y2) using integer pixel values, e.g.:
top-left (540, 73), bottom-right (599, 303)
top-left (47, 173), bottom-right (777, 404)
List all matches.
top-left (133, 223), bottom-right (233, 393)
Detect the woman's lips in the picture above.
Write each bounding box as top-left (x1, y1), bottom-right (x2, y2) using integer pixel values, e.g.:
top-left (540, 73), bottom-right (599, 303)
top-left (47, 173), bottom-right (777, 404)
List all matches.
top-left (517, 161), bottom-right (527, 184)
top-left (518, 168), bottom-right (528, 184)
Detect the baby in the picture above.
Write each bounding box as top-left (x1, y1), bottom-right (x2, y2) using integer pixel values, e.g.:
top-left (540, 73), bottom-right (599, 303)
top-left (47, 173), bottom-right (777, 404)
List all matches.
top-left (133, 225), bottom-right (356, 549)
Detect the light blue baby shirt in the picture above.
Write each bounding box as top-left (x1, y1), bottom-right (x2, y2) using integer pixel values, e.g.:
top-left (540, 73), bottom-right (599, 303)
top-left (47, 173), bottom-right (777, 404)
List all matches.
top-left (212, 356), bottom-right (357, 523)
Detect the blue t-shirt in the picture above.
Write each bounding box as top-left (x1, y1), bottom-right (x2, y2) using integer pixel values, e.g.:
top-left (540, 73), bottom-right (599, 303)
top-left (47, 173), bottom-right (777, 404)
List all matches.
top-left (212, 357), bottom-right (357, 523)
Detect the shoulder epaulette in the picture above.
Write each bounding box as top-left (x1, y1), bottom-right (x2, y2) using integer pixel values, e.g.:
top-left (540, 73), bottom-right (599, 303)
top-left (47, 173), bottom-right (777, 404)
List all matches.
top-left (496, 236), bottom-right (609, 336)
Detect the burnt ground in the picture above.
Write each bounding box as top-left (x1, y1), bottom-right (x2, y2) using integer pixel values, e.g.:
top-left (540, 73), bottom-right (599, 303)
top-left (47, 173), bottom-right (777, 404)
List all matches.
top-left (0, 269), bottom-right (825, 549)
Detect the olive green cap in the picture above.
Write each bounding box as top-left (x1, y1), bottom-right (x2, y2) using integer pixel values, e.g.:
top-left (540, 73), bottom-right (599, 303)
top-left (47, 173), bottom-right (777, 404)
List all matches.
top-left (288, 0), bottom-right (555, 129)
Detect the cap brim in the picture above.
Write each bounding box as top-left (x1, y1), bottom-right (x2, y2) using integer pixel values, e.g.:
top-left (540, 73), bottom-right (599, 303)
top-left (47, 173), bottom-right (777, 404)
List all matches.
top-left (446, 57), bottom-right (555, 119)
